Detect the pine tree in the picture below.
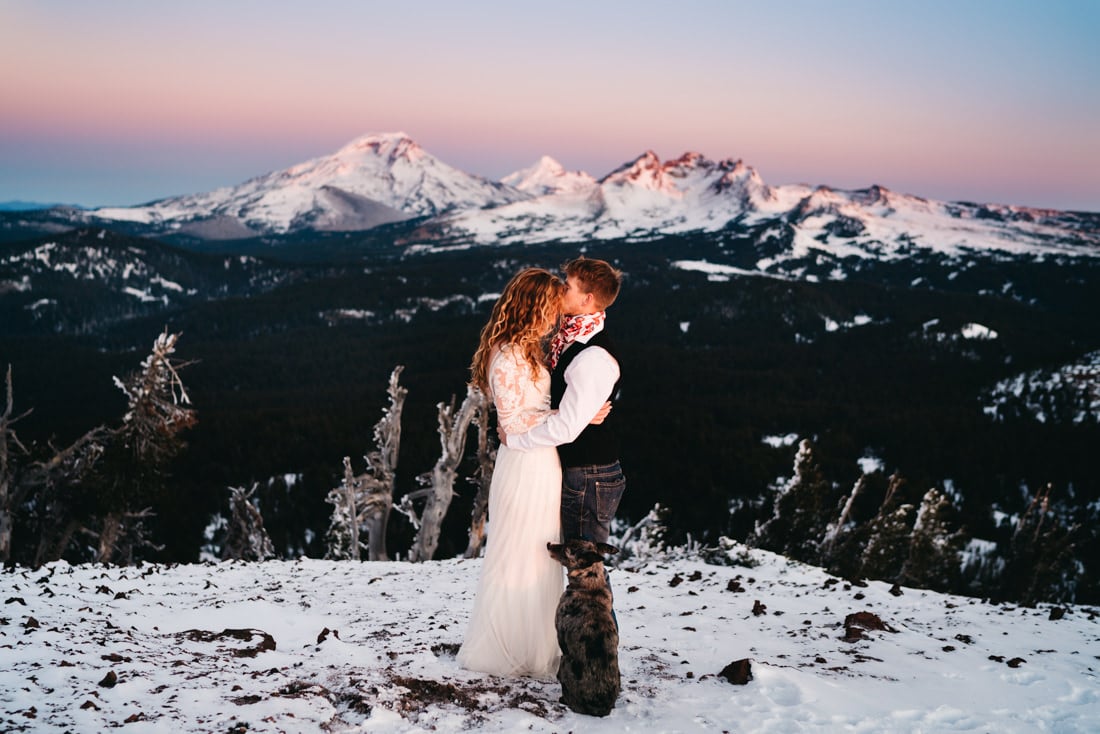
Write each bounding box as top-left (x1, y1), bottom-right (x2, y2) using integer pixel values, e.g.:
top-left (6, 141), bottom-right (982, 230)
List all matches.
top-left (858, 473), bottom-right (914, 582)
top-left (750, 439), bottom-right (833, 564)
top-left (898, 487), bottom-right (967, 590)
top-left (92, 330), bottom-right (196, 563)
top-left (1001, 484), bottom-right (1079, 605)
top-left (222, 484), bottom-right (275, 561)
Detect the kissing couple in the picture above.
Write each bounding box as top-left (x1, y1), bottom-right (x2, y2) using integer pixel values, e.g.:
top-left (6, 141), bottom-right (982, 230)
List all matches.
top-left (457, 256), bottom-right (626, 678)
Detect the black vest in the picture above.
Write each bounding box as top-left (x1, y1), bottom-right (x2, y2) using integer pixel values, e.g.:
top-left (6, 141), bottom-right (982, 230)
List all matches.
top-left (550, 329), bottom-right (621, 467)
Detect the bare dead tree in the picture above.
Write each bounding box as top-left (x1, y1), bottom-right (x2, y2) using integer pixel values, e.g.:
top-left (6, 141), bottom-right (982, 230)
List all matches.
top-left (83, 507), bottom-right (162, 565)
top-left (820, 473), bottom-right (870, 563)
top-left (325, 458), bottom-right (363, 560)
top-left (401, 385), bottom-right (486, 562)
top-left (1, 365), bottom-right (33, 563)
top-left (463, 395), bottom-right (496, 558)
top-left (324, 366), bottom-right (406, 561)
top-left (27, 426), bottom-right (111, 567)
top-left (222, 484), bottom-right (276, 561)
top-left (92, 329), bottom-right (196, 564)
top-left (359, 366), bottom-right (406, 560)
top-left (1, 365), bottom-right (31, 563)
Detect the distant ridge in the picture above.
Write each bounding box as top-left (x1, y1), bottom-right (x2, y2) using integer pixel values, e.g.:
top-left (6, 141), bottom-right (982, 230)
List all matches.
top-left (0, 200), bottom-right (83, 211)
top-left (9, 132), bottom-right (1098, 264)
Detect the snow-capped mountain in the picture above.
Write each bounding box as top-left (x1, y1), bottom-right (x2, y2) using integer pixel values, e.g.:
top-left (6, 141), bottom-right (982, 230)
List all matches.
top-left (92, 133), bottom-right (527, 238)
top-left (440, 152), bottom-right (1100, 267)
top-left (499, 155), bottom-right (597, 196)
top-left (429, 150), bottom-right (777, 246)
top-left (77, 133), bottom-right (1100, 267)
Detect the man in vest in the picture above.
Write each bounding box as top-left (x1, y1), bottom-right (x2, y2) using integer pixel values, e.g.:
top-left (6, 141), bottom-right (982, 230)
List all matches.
top-left (504, 256), bottom-right (625, 544)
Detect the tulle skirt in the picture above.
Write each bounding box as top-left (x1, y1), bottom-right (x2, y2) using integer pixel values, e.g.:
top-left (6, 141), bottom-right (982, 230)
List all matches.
top-left (457, 444), bottom-right (563, 678)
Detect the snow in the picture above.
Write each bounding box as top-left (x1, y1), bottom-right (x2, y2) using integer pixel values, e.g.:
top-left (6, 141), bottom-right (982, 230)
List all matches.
top-left (983, 350), bottom-right (1100, 424)
top-left (121, 286), bottom-right (166, 304)
top-left (672, 260), bottom-right (788, 281)
top-left (825, 314), bottom-right (876, 334)
top-left (3, 545), bottom-right (1097, 733)
top-left (320, 309), bottom-right (376, 325)
top-left (961, 323), bottom-right (998, 340)
top-left (23, 298), bottom-right (55, 311)
top-left (857, 453), bottom-right (885, 474)
top-left (500, 156), bottom-right (597, 196)
top-left (762, 433), bottom-right (800, 448)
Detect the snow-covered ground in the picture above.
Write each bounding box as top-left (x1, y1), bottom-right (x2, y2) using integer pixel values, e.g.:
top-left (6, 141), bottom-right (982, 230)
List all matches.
top-left (2, 545), bottom-right (1098, 733)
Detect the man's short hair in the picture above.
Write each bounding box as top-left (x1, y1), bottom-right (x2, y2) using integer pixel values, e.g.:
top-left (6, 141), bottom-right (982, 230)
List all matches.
top-left (563, 256), bottom-right (622, 310)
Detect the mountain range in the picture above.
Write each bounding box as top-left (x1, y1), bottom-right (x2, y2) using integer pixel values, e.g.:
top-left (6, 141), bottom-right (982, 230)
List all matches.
top-left (11, 132), bottom-right (1098, 269)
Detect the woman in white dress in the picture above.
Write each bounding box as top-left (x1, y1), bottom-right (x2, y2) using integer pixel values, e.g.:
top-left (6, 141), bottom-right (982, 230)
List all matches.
top-left (457, 268), bottom-right (567, 679)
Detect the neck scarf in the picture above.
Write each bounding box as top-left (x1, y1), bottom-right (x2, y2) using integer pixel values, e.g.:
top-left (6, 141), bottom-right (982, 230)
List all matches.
top-left (549, 311), bottom-right (606, 368)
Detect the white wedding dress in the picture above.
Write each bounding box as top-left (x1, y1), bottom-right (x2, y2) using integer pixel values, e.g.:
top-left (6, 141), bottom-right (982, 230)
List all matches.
top-left (457, 345), bottom-right (563, 678)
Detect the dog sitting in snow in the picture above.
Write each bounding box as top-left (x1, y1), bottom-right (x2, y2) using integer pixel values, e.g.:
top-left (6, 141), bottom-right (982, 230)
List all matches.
top-left (547, 539), bottom-right (620, 717)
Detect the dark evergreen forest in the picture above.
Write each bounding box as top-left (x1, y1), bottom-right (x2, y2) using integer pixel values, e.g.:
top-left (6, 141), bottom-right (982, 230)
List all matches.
top-left (2, 225), bottom-right (1097, 603)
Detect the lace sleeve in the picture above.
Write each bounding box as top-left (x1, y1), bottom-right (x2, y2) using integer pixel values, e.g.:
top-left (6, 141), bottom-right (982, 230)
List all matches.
top-left (489, 346), bottom-right (549, 435)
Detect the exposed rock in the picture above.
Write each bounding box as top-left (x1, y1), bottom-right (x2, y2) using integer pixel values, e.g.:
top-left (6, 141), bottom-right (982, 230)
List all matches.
top-left (718, 658), bottom-right (753, 685)
top-left (178, 628), bottom-right (277, 658)
top-left (843, 611), bottom-right (896, 641)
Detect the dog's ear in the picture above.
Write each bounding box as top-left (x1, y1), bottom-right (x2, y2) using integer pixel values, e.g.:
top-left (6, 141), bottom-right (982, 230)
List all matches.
top-left (547, 542), bottom-right (564, 559)
top-left (595, 542), bottom-right (619, 556)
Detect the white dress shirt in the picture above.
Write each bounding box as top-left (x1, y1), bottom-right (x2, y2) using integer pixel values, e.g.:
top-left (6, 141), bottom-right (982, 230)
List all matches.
top-left (507, 326), bottom-right (620, 452)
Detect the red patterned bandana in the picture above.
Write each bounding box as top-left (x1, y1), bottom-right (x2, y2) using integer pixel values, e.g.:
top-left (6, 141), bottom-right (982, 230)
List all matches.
top-left (549, 311), bottom-right (606, 368)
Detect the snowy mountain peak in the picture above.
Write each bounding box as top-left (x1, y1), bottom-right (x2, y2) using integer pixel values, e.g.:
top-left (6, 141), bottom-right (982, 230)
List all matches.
top-left (601, 150), bottom-right (677, 193)
top-left (665, 151), bottom-right (710, 171)
top-left (92, 133), bottom-right (525, 237)
top-left (501, 156), bottom-right (597, 196)
top-left (336, 131), bottom-right (425, 165)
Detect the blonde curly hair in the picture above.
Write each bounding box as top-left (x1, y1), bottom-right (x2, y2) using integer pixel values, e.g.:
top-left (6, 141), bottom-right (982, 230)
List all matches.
top-left (470, 268), bottom-right (564, 394)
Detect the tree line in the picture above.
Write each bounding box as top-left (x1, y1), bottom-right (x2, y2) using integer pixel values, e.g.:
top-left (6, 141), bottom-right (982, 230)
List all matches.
top-left (0, 332), bottom-right (500, 569)
top-left (1, 330), bottom-right (195, 566)
top-left (749, 439), bottom-right (1088, 606)
top-left (3, 328), bottom-right (1092, 609)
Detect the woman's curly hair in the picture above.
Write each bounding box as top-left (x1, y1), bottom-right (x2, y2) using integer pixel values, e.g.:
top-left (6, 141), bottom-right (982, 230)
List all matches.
top-left (470, 268), bottom-right (564, 394)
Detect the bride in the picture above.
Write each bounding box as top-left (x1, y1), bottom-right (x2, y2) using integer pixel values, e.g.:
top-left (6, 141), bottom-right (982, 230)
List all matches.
top-left (457, 268), bottom-right (580, 678)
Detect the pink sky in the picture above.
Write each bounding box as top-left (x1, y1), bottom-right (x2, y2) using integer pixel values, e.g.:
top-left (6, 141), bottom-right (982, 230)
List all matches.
top-left (2, 1), bottom-right (1097, 210)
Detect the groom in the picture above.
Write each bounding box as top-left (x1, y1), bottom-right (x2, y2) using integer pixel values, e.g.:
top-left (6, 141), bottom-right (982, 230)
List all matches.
top-left (505, 256), bottom-right (625, 544)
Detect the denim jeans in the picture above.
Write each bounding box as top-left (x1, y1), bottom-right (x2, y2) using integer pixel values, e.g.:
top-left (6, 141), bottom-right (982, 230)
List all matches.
top-left (561, 461), bottom-right (626, 544)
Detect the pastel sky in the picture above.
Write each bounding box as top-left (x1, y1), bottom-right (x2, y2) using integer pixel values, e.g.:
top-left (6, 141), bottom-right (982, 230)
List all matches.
top-left (2, 0), bottom-right (1098, 211)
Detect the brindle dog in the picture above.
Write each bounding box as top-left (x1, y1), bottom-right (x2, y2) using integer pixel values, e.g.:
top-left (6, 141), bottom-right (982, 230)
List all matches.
top-left (547, 539), bottom-right (620, 717)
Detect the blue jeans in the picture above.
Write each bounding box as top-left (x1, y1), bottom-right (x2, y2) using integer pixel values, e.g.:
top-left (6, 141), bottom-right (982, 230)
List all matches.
top-left (561, 461), bottom-right (626, 544)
